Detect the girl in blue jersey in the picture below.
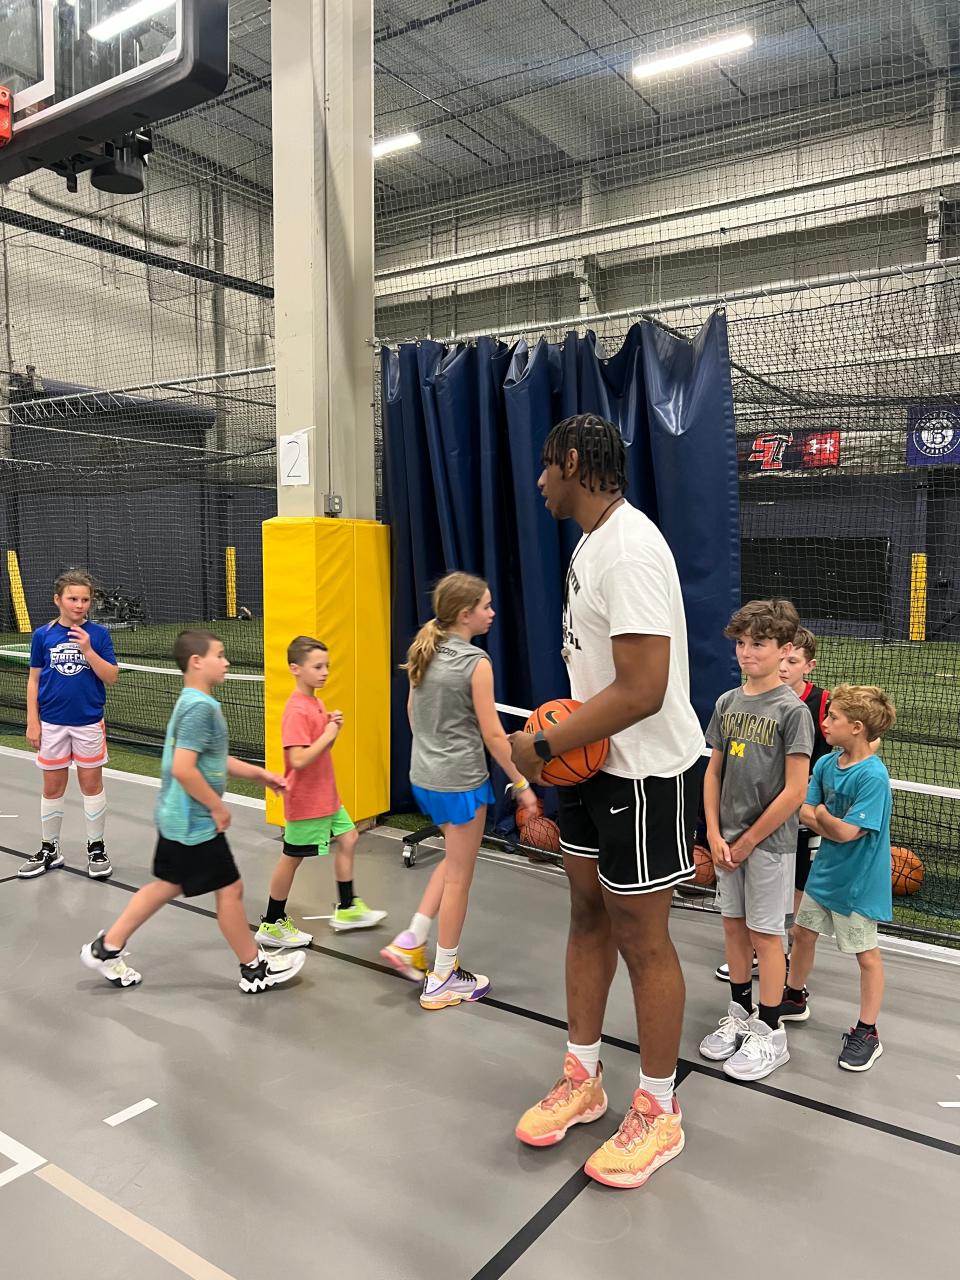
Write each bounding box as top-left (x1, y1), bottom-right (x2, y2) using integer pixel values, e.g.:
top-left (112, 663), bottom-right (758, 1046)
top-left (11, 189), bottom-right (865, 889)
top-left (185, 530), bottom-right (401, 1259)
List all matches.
top-left (20, 568), bottom-right (119, 880)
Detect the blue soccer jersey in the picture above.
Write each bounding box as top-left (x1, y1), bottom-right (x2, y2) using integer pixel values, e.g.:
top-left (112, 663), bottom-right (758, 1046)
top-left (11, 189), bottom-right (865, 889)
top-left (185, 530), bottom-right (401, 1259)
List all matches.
top-left (30, 621), bottom-right (117, 726)
top-left (804, 752), bottom-right (893, 922)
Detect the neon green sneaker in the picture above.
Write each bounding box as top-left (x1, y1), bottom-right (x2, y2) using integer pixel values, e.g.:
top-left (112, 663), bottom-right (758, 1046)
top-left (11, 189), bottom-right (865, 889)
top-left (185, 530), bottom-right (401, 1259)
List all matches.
top-left (255, 916), bottom-right (313, 948)
top-left (330, 898), bottom-right (387, 932)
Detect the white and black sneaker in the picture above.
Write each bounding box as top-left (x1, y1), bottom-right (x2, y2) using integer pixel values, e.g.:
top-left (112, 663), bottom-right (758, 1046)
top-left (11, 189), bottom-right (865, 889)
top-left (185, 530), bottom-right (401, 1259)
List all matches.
top-left (80, 932), bottom-right (142, 987)
top-left (238, 948), bottom-right (305, 993)
top-left (86, 841), bottom-right (113, 879)
top-left (18, 840), bottom-right (64, 878)
top-left (714, 952), bottom-right (760, 981)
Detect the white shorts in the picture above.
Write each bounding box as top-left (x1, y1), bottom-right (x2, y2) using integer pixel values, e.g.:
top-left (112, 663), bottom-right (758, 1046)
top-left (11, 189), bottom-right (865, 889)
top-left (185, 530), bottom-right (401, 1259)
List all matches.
top-left (36, 721), bottom-right (108, 772)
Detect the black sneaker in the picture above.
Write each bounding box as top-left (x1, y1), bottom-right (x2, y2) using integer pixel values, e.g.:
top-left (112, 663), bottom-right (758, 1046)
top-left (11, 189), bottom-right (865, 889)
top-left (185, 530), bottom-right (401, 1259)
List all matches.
top-left (838, 1026), bottom-right (883, 1072)
top-left (238, 948), bottom-right (306, 993)
top-left (714, 952), bottom-right (760, 981)
top-left (18, 840), bottom-right (64, 878)
top-left (87, 841), bottom-right (113, 879)
top-left (778, 988), bottom-right (811, 1022)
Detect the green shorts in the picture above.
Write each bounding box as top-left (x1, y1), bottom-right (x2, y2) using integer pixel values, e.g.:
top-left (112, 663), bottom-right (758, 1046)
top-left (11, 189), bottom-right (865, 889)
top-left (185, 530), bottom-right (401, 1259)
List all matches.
top-left (795, 893), bottom-right (879, 954)
top-left (283, 808), bottom-right (355, 857)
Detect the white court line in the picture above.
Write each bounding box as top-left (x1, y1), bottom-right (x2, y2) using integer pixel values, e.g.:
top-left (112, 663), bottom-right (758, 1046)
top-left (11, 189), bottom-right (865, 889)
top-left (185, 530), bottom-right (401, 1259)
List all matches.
top-left (937, 1101), bottom-right (960, 1108)
top-left (0, 1128), bottom-right (46, 1188)
top-left (104, 1098), bottom-right (157, 1127)
top-left (35, 1165), bottom-right (237, 1280)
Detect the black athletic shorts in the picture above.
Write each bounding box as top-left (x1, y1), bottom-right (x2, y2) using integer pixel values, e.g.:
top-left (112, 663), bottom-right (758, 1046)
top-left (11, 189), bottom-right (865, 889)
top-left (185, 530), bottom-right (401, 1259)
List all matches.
top-left (153, 833), bottom-right (240, 898)
top-left (556, 764), bottom-right (698, 895)
top-left (794, 827), bottom-right (821, 893)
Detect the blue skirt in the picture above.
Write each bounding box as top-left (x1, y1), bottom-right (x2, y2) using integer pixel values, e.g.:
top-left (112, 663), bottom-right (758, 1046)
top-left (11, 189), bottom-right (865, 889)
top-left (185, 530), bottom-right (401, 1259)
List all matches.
top-left (412, 780), bottom-right (495, 828)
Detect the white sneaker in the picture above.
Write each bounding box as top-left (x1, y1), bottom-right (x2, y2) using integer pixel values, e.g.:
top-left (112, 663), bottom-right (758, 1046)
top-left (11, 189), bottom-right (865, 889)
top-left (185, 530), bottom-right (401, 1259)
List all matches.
top-left (255, 916), bottom-right (313, 948)
top-left (723, 1019), bottom-right (790, 1081)
top-left (714, 954), bottom-right (760, 981)
top-left (239, 949), bottom-right (306, 993)
top-left (80, 933), bottom-right (142, 988)
top-left (699, 1002), bottom-right (756, 1060)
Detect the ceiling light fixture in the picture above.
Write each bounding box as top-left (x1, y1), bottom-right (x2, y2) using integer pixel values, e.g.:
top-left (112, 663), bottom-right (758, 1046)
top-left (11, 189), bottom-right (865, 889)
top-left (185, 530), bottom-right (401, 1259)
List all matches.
top-left (89, 1), bottom-right (174, 42)
top-left (373, 132), bottom-right (421, 159)
top-left (633, 32), bottom-right (753, 79)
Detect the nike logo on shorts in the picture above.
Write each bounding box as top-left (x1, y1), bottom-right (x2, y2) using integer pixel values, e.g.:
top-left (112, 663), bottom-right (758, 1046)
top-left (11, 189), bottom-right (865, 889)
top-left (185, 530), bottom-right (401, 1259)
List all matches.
top-left (610, 805), bottom-right (629, 815)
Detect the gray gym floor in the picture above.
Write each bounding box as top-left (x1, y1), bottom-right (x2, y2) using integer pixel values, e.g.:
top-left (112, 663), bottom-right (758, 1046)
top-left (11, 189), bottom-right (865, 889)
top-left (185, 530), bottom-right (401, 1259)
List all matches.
top-left (0, 748), bottom-right (957, 1279)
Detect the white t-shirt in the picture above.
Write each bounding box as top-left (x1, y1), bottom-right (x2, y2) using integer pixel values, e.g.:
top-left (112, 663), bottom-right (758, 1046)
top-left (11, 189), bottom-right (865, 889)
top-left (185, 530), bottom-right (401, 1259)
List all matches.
top-left (563, 502), bottom-right (705, 779)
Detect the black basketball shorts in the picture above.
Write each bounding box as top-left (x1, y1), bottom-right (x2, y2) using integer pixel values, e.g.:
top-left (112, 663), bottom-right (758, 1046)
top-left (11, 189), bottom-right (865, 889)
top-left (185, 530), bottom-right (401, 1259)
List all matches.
top-left (153, 832), bottom-right (241, 898)
top-left (556, 764), bottom-right (699, 895)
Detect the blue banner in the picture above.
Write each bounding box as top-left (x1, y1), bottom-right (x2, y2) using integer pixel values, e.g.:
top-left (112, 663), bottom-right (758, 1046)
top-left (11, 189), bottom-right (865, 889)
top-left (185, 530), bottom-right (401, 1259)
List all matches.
top-left (907, 405), bottom-right (960, 466)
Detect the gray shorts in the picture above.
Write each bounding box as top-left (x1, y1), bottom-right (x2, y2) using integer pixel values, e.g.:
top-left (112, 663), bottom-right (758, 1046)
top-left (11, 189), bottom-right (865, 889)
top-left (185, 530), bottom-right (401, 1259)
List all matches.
top-left (716, 847), bottom-right (795, 935)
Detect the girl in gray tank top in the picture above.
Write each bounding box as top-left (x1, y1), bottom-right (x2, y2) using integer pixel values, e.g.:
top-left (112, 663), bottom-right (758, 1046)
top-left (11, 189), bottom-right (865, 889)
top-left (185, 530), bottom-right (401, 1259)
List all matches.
top-left (380, 572), bottom-right (538, 1010)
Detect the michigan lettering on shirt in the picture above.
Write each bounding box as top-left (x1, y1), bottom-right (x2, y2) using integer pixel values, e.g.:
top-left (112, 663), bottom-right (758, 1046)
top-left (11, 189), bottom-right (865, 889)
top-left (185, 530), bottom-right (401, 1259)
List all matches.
top-left (719, 710), bottom-right (778, 749)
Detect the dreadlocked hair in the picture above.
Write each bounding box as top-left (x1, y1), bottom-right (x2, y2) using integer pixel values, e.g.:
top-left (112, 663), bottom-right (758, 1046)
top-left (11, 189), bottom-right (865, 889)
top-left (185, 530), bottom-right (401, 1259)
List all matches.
top-left (402, 572), bottom-right (488, 688)
top-left (542, 413), bottom-right (627, 494)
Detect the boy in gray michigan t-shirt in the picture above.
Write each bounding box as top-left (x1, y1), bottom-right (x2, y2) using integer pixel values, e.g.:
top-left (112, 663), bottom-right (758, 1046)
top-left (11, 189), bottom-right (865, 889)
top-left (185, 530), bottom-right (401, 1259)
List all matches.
top-left (699, 600), bottom-right (813, 1083)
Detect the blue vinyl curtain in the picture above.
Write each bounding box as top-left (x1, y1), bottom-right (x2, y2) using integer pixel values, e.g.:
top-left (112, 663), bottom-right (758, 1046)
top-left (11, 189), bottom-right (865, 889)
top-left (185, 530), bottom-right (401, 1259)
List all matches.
top-left (382, 313), bottom-right (741, 810)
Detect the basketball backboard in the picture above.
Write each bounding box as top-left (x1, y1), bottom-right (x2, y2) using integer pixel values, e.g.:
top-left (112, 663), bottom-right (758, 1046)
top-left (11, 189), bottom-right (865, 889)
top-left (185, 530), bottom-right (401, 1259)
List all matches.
top-left (0, 1), bottom-right (228, 190)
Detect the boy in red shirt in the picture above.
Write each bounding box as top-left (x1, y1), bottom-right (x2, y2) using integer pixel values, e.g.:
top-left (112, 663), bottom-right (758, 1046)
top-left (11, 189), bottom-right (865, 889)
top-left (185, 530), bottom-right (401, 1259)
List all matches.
top-left (255, 636), bottom-right (386, 947)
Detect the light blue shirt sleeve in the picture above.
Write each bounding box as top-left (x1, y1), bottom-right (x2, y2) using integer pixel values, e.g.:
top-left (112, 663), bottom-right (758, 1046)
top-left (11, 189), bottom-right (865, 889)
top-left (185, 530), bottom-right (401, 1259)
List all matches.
top-left (841, 762), bottom-right (890, 833)
top-left (805, 755), bottom-right (826, 806)
top-left (173, 701), bottom-right (216, 755)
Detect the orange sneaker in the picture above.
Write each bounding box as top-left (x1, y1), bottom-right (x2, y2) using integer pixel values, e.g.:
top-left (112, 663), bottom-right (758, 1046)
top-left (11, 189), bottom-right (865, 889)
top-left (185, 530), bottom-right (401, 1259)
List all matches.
top-left (515, 1053), bottom-right (608, 1147)
top-left (584, 1087), bottom-right (684, 1189)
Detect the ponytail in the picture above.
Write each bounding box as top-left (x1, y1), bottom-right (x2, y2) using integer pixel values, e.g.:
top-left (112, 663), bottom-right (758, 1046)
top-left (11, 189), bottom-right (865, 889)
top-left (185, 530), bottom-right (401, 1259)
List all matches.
top-left (403, 618), bottom-right (446, 689)
top-left (402, 570), bottom-right (489, 688)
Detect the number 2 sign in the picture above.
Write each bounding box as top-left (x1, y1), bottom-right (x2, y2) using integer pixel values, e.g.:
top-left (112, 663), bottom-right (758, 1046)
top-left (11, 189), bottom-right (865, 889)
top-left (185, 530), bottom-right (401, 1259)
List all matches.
top-left (279, 431), bottom-right (310, 486)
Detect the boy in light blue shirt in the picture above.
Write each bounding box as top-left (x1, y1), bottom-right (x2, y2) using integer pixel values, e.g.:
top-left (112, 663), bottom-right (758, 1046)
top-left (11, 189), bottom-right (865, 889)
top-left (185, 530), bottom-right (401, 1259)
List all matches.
top-left (782, 683), bottom-right (897, 1072)
top-left (81, 630), bottom-right (308, 995)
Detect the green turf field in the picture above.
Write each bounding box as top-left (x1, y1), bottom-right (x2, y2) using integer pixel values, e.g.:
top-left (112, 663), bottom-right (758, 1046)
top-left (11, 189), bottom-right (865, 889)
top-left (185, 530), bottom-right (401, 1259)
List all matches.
top-left (2, 626), bottom-right (958, 937)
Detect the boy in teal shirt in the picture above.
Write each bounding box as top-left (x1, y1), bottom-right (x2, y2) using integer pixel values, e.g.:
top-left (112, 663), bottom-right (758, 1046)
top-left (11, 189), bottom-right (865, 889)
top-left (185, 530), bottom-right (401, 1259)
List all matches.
top-left (782, 683), bottom-right (897, 1071)
top-left (81, 630), bottom-right (307, 994)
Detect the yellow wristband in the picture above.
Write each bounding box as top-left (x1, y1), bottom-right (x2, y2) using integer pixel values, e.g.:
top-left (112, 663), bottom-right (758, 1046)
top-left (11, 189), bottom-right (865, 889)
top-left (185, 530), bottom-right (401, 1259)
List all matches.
top-left (512, 777), bottom-right (529, 794)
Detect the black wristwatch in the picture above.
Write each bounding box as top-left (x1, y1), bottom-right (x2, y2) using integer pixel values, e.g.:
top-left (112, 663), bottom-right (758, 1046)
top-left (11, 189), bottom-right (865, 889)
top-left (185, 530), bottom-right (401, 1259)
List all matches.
top-left (532, 730), bottom-right (554, 763)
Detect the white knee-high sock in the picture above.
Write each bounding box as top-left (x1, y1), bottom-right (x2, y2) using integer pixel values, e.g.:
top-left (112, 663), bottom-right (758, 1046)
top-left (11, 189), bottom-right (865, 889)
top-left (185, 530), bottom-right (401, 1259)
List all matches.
top-left (41, 796), bottom-right (64, 844)
top-left (83, 791), bottom-right (107, 844)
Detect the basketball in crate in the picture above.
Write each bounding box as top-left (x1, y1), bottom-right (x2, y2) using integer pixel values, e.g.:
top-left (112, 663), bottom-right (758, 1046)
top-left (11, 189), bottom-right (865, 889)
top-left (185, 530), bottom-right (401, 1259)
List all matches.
top-left (522, 815), bottom-right (561, 855)
top-left (693, 844), bottom-right (716, 888)
top-left (891, 846), bottom-right (923, 897)
top-left (524, 699), bottom-right (609, 787)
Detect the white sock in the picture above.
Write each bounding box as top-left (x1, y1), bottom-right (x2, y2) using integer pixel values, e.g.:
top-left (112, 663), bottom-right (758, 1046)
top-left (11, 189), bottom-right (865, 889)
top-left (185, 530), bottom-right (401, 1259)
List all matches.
top-left (433, 944), bottom-right (458, 978)
top-left (82, 790), bottom-right (107, 844)
top-left (40, 796), bottom-right (64, 844)
top-left (409, 912), bottom-right (432, 946)
top-left (567, 1040), bottom-right (601, 1077)
top-left (640, 1071), bottom-right (676, 1113)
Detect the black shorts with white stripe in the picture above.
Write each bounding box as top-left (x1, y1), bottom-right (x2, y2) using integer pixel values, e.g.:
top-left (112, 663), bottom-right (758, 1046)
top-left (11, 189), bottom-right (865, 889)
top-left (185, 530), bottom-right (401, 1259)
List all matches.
top-left (556, 764), bottom-right (699, 895)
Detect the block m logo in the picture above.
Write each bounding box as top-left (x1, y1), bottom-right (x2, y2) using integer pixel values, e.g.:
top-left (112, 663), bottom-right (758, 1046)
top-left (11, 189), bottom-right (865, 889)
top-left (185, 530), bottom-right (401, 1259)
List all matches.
top-left (729, 741), bottom-right (745, 758)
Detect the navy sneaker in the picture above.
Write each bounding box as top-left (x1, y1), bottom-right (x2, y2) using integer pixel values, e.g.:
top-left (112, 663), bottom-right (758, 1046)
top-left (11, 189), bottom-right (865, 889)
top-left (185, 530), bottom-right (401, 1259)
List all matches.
top-left (838, 1026), bottom-right (883, 1072)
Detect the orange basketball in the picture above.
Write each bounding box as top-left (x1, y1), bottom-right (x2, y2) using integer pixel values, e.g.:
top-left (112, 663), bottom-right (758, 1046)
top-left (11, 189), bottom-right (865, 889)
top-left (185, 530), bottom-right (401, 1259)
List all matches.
top-left (693, 844), bottom-right (716, 887)
top-left (891, 846), bottom-right (923, 897)
top-left (524, 698), bottom-right (609, 787)
top-left (522, 814), bottom-right (561, 854)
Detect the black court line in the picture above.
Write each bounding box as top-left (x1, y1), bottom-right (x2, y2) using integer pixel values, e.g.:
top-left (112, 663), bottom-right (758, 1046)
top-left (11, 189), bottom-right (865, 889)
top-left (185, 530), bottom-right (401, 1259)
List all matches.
top-left (4, 844), bottom-right (960, 1278)
top-left (0, 873), bottom-right (21, 884)
top-left (2, 842), bottom-right (959, 1162)
top-left (469, 1168), bottom-right (591, 1280)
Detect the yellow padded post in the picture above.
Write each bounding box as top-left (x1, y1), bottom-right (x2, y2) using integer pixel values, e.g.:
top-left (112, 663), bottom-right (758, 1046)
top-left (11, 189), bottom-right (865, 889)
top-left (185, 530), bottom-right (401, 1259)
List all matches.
top-left (262, 517), bottom-right (390, 826)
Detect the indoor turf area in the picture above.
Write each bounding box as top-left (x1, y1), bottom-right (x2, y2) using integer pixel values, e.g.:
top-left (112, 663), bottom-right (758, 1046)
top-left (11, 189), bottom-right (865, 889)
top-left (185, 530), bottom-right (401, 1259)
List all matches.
top-left (1, 1), bottom-right (960, 1277)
